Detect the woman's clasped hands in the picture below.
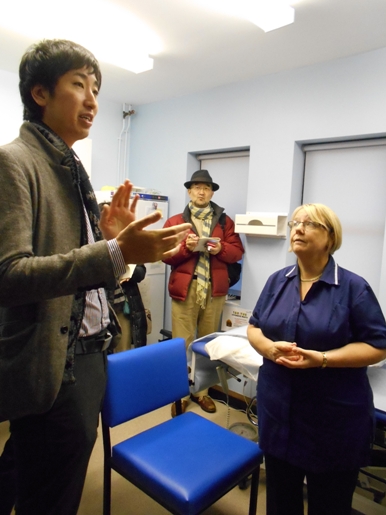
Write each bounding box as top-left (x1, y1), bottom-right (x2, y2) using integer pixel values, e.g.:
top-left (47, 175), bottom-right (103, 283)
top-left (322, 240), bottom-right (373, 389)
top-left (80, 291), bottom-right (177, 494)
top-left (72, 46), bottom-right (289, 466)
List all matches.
top-left (273, 342), bottom-right (323, 369)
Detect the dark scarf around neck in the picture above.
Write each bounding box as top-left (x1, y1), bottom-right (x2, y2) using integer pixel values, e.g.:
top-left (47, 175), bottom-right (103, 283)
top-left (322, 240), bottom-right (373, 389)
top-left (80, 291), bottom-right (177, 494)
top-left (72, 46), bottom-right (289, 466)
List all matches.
top-left (31, 121), bottom-right (102, 378)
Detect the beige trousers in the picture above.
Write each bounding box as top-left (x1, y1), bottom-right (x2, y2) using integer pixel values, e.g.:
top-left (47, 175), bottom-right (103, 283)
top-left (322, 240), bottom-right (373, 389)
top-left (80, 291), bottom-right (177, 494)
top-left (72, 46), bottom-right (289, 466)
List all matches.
top-left (172, 281), bottom-right (226, 398)
top-left (116, 311), bottom-right (132, 352)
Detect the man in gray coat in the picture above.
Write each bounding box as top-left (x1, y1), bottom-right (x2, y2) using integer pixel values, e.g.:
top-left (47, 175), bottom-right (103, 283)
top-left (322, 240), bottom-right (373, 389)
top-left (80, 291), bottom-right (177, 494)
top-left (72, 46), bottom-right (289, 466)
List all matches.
top-left (0, 39), bottom-right (189, 515)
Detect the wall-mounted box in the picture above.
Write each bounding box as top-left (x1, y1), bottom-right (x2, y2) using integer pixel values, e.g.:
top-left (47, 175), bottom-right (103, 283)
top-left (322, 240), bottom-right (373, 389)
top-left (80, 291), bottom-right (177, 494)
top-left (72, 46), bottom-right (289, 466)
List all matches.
top-left (235, 212), bottom-right (288, 238)
top-left (221, 300), bottom-right (252, 332)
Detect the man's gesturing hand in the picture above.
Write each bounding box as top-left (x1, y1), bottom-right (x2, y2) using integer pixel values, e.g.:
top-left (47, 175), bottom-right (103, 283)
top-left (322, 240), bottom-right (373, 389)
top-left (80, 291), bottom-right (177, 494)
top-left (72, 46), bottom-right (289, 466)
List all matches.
top-left (116, 211), bottom-right (191, 264)
top-left (99, 180), bottom-right (138, 240)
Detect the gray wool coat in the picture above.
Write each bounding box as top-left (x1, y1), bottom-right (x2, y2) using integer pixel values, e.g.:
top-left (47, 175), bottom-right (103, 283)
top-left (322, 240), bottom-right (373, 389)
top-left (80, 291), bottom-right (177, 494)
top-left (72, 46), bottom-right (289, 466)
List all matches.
top-left (0, 122), bottom-right (117, 421)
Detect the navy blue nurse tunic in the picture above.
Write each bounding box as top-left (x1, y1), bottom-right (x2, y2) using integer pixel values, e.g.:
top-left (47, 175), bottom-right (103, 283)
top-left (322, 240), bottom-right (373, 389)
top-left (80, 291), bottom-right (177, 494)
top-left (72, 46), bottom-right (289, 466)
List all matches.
top-left (249, 257), bottom-right (386, 473)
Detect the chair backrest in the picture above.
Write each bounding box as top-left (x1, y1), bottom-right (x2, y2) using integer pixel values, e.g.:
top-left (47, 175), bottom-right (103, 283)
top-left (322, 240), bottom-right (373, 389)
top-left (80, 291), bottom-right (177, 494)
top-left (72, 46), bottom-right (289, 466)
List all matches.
top-left (102, 338), bottom-right (189, 427)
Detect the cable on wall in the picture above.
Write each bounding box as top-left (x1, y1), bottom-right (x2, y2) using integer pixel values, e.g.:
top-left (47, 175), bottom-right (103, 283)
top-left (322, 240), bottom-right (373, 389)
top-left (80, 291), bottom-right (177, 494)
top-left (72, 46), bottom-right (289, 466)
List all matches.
top-left (117, 103), bottom-right (136, 184)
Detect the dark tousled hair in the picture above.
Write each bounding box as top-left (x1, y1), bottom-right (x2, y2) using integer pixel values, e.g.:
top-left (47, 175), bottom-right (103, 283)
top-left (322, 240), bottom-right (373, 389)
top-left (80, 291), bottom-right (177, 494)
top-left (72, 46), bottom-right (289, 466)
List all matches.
top-left (19, 39), bottom-right (102, 122)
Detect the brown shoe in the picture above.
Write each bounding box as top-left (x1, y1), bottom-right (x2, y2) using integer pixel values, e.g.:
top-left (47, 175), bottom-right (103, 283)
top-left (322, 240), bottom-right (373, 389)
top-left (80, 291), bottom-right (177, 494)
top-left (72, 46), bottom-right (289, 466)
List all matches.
top-left (190, 394), bottom-right (216, 413)
top-left (171, 399), bottom-right (189, 418)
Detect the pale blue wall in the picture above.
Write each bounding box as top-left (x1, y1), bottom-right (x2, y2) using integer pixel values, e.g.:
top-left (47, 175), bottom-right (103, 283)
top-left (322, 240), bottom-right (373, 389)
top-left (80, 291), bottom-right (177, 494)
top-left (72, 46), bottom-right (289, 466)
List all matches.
top-left (127, 47), bottom-right (386, 312)
top-left (2, 46), bottom-right (386, 316)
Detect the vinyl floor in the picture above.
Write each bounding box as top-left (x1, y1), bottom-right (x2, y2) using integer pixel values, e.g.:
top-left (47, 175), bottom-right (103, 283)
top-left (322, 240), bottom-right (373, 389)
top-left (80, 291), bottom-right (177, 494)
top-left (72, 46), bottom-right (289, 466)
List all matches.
top-left (0, 399), bottom-right (268, 515)
top-left (0, 398), bottom-right (369, 514)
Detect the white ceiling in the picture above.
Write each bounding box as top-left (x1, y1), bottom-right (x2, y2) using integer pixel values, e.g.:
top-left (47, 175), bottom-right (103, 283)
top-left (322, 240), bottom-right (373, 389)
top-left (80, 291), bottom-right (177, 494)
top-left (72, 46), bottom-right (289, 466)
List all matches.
top-left (1, 0), bottom-right (386, 106)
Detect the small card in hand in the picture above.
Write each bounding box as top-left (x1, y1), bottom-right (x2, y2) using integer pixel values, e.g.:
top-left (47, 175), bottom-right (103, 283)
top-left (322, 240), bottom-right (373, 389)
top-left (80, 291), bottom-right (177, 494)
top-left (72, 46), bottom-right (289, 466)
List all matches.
top-left (193, 237), bottom-right (220, 252)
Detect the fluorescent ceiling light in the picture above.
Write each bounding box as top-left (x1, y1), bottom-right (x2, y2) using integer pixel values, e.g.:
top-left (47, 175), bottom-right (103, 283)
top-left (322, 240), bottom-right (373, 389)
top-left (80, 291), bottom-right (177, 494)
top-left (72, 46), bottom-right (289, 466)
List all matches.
top-left (249, 2), bottom-right (295, 32)
top-left (1, 0), bottom-right (162, 74)
top-left (190, 0), bottom-right (295, 32)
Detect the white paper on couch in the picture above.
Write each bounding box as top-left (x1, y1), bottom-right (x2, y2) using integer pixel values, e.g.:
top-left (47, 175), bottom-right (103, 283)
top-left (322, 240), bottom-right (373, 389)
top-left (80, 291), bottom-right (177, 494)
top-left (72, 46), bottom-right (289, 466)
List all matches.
top-left (204, 335), bottom-right (263, 381)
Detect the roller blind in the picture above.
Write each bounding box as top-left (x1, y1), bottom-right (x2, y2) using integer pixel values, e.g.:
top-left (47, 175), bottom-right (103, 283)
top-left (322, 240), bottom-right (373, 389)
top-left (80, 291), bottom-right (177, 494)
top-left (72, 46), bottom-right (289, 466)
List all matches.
top-left (302, 139), bottom-right (386, 306)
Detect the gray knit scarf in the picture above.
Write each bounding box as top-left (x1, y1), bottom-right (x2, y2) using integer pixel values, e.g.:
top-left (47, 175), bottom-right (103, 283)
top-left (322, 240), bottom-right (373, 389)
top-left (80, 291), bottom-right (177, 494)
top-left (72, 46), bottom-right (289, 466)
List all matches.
top-left (189, 201), bottom-right (213, 308)
top-left (31, 122), bottom-right (102, 379)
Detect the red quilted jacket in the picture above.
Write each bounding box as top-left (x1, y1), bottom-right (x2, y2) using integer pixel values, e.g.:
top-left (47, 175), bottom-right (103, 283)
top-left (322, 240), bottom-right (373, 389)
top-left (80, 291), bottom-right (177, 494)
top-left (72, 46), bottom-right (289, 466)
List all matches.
top-left (163, 202), bottom-right (244, 301)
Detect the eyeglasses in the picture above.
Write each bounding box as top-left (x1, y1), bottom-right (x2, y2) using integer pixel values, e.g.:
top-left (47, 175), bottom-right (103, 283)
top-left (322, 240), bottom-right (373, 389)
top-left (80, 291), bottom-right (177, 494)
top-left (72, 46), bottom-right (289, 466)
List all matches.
top-left (191, 185), bottom-right (212, 192)
top-left (288, 220), bottom-right (327, 231)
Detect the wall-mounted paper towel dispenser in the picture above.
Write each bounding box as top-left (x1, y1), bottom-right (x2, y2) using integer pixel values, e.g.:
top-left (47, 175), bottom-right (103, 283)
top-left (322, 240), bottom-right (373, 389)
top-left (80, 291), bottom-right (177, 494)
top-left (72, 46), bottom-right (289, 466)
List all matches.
top-left (235, 213), bottom-right (288, 238)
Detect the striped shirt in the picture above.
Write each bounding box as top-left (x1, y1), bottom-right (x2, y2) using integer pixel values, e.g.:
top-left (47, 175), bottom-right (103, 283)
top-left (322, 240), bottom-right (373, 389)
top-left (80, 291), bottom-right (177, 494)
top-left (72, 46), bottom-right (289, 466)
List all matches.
top-left (79, 205), bottom-right (126, 337)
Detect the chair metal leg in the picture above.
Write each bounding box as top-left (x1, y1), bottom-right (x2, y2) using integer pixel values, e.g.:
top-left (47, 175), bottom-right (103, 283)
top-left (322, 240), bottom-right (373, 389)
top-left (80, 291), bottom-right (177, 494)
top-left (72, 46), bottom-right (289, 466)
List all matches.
top-left (239, 474), bottom-right (252, 490)
top-left (102, 422), bottom-right (112, 515)
top-left (175, 398), bottom-right (183, 416)
top-left (189, 351), bottom-right (197, 387)
top-left (248, 467), bottom-right (260, 515)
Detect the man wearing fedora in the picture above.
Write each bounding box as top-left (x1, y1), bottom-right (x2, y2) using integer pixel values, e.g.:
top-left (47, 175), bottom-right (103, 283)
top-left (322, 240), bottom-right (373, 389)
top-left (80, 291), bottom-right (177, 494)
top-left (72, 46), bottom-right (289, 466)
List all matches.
top-left (163, 170), bottom-right (244, 414)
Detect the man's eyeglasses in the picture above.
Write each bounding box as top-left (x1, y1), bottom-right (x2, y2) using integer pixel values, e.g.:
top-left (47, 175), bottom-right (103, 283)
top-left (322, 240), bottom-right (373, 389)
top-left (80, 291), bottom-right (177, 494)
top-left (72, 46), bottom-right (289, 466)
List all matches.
top-left (288, 220), bottom-right (327, 231)
top-left (191, 185), bottom-right (212, 192)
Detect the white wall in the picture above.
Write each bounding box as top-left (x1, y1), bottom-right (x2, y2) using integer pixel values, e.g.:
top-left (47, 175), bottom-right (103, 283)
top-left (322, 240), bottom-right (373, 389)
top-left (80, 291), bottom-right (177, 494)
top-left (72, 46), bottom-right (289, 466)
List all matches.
top-left (89, 93), bottom-right (123, 189)
top-left (127, 47), bottom-right (386, 316)
top-left (0, 70), bottom-right (123, 190)
top-left (0, 70), bottom-right (23, 145)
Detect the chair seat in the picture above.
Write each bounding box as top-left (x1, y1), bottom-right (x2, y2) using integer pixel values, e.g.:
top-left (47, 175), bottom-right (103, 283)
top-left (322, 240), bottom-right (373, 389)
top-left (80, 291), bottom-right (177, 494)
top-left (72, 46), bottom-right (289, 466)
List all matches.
top-left (375, 408), bottom-right (386, 426)
top-left (112, 412), bottom-right (263, 515)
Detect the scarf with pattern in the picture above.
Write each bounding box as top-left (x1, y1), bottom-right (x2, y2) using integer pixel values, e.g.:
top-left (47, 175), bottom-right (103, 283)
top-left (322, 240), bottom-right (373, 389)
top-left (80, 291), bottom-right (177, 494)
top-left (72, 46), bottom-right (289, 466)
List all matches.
top-left (189, 201), bottom-right (213, 309)
top-left (31, 122), bottom-right (102, 375)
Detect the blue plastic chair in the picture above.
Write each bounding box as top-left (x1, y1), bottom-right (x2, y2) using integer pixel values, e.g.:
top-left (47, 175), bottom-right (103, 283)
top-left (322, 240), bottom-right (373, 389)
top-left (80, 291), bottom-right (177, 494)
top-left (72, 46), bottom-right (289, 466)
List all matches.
top-left (102, 337), bottom-right (264, 515)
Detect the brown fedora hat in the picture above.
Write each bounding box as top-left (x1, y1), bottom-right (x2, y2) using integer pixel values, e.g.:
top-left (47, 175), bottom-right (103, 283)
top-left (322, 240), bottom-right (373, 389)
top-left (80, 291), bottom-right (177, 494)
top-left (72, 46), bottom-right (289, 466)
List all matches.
top-left (184, 170), bottom-right (219, 191)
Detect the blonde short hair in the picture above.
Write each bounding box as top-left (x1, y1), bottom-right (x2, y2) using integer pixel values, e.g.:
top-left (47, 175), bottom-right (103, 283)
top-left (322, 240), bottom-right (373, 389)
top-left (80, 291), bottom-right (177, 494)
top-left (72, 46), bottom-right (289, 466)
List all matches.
top-left (290, 203), bottom-right (342, 255)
